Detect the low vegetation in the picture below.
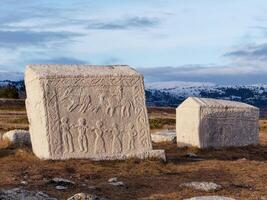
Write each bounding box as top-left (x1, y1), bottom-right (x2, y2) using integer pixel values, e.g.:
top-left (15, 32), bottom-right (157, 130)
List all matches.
top-left (0, 85), bottom-right (19, 99)
top-left (149, 118), bottom-right (176, 129)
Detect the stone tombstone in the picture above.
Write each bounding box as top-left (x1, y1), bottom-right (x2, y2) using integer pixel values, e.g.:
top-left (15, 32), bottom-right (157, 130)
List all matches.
top-left (25, 65), bottom-right (165, 160)
top-left (176, 97), bottom-right (259, 148)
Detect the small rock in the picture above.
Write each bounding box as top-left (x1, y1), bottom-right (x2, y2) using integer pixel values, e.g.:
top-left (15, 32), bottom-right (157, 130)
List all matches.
top-left (50, 177), bottom-right (75, 186)
top-left (237, 158), bottom-right (247, 161)
top-left (0, 188), bottom-right (56, 200)
top-left (151, 130), bottom-right (176, 143)
top-left (184, 196), bottom-right (235, 200)
top-left (181, 182), bottom-right (222, 191)
top-left (20, 180), bottom-right (28, 185)
top-left (67, 192), bottom-right (109, 200)
top-left (3, 129), bottom-right (31, 145)
top-left (55, 186), bottom-right (68, 190)
top-left (88, 186), bottom-right (97, 190)
top-left (108, 177), bottom-right (118, 183)
top-left (109, 181), bottom-right (125, 187)
top-left (186, 152), bottom-right (198, 158)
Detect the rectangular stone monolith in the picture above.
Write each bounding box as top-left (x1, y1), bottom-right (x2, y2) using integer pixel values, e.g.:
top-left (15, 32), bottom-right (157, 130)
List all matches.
top-left (25, 65), bottom-right (165, 160)
top-left (176, 97), bottom-right (259, 148)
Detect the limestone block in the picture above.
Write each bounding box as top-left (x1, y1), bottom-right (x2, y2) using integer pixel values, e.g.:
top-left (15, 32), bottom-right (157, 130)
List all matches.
top-left (3, 129), bottom-right (30, 145)
top-left (151, 130), bottom-right (176, 143)
top-left (25, 65), bottom-right (165, 160)
top-left (176, 97), bottom-right (259, 148)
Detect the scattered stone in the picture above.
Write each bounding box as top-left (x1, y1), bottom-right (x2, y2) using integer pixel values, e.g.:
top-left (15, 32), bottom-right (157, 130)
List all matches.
top-left (237, 158), bottom-right (247, 161)
top-left (186, 152), bottom-right (198, 158)
top-left (0, 188), bottom-right (56, 200)
top-left (55, 186), bottom-right (68, 190)
top-left (151, 130), bottom-right (176, 143)
top-left (50, 177), bottom-right (75, 186)
top-left (3, 129), bottom-right (30, 145)
top-left (109, 181), bottom-right (125, 187)
top-left (20, 180), bottom-right (28, 185)
top-left (67, 193), bottom-right (109, 200)
top-left (108, 177), bottom-right (118, 183)
top-left (176, 97), bottom-right (259, 148)
top-left (108, 177), bottom-right (125, 187)
top-left (184, 197), bottom-right (235, 200)
top-left (88, 186), bottom-right (97, 190)
top-left (25, 64), bottom-right (165, 161)
top-left (180, 182), bottom-right (222, 192)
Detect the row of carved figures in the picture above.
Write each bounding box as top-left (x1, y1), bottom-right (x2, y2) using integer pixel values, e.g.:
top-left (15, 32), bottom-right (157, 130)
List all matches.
top-left (60, 88), bottom-right (134, 118)
top-left (60, 117), bottom-right (138, 155)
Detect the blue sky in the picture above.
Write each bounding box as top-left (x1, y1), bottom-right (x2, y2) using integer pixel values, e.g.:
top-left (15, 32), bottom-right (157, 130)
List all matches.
top-left (1, 0), bottom-right (267, 84)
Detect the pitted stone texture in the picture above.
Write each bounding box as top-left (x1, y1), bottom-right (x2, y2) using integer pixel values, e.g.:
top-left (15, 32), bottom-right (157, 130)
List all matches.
top-left (180, 182), bottom-right (222, 191)
top-left (176, 97), bottom-right (259, 148)
top-left (151, 130), bottom-right (176, 143)
top-left (25, 65), bottom-right (165, 160)
top-left (184, 196), bottom-right (235, 200)
top-left (3, 129), bottom-right (30, 145)
top-left (0, 188), bottom-right (56, 200)
top-left (67, 193), bottom-right (109, 200)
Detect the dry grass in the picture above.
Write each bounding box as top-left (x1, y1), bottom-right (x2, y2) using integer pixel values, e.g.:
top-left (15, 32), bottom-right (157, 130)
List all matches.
top-left (0, 137), bottom-right (266, 200)
top-left (0, 102), bottom-right (266, 199)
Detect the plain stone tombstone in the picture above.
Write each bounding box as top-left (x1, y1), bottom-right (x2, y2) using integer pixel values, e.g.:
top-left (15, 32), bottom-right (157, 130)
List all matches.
top-left (25, 64), bottom-right (165, 160)
top-left (176, 97), bottom-right (259, 148)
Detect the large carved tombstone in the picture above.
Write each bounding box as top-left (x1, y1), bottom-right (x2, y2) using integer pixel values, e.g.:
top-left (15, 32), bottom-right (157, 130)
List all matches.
top-left (25, 65), bottom-right (165, 160)
top-left (176, 97), bottom-right (259, 148)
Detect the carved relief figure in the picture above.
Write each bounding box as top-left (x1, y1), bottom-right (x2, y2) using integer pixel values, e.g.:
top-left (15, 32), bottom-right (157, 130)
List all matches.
top-left (79, 90), bottom-right (92, 113)
top-left (111, 123), bottom-right (122, 154)
top-left (61, 117), bottom-right (74, 154)
top-left (127, 124), bottom-right (138, 151)
top-left (61, 88), bottom-right (92, 113)
top-left (91, 93), bottom-right (105, 113)
top-left (121, 99), bottom-right (133, 118)
top-left (92, 120), bottom-right (106, 154)
top-left (76, 118), bottom-right (89, 153)
top-left (106, 98), bottom-right (116, 117)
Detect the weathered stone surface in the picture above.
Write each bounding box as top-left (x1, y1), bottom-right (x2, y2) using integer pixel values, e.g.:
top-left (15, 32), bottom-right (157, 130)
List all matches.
top-left (151, 130), bottom-right (176, 143)
top-left (0, 188), bottom-right (56, 200)
top-left (25, 65), bottom-right (165, 160)
top-left (180, 182), bottom-right (222, 191)
top-left (176, 97), bottom-right (259, 148)
top-left (185, 196), bottom-right (235, 200)
top-left (3, 129), bottom-right (30, 145)
top-left (67, 193), bottom-right (109, 200)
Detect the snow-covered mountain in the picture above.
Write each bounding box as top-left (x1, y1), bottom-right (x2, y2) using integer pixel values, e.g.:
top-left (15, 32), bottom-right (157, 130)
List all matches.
top-left (145, 81), bottom-right (267, 116)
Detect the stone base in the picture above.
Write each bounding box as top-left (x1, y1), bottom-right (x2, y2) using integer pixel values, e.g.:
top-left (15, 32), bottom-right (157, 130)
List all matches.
top-left (45, 150), bottom-right (166, 161)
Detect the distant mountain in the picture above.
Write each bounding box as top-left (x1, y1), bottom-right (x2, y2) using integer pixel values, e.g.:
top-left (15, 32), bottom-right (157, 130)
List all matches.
top-left (145, 81), bottom-right (267, 117)
top-left (1, 79), bottom-right (267, 117)
top-left (0, 80), bottom-right (25, 98)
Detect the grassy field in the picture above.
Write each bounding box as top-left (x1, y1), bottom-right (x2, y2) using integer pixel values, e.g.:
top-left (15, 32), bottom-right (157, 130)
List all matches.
top-left (0, 103), bottom-right (266, 200)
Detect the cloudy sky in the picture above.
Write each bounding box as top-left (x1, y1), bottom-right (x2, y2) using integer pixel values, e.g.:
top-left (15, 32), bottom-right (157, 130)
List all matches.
top-left (1, 0), bottom-right (267, 84)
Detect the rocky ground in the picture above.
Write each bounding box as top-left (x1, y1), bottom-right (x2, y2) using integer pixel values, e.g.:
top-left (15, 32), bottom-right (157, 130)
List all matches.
top-left (0, 104), bottom-right (266, 200)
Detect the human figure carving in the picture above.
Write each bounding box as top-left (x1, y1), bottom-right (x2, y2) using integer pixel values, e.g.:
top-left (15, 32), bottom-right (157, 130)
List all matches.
top-left (106, 98), bottom-right (115, 117)
top-left (111, 123), bottom-right (122, 154)
top-left (79, 94), bottom-right (92, 113)
top-left (92, 120), bottom-right (106, 154)
top-left (75, 118), bottom-right (89, 153)
top-left (61, 117), bottom-right (74, 154)
top-left (121, 100), bottom-right (133, 118)
top-left (127, 124), bottom-right (137, 151)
